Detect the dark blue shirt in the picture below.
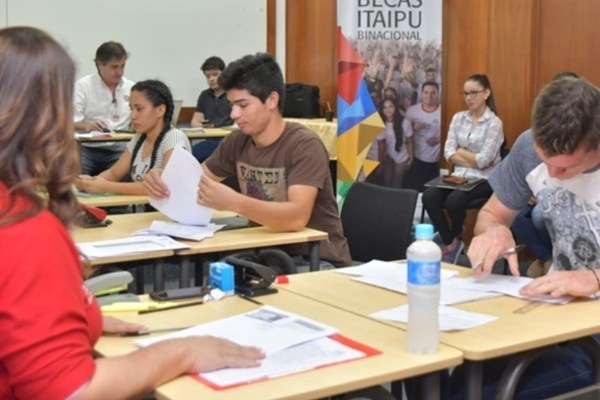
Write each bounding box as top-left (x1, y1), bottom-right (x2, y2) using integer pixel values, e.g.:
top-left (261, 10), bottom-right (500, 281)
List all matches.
top-left (195, 88), bottom-right (233, 127)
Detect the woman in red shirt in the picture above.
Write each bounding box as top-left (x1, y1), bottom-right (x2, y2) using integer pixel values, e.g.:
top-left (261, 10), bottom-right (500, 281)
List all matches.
top-left (0, 26), bottom-right (263, 399)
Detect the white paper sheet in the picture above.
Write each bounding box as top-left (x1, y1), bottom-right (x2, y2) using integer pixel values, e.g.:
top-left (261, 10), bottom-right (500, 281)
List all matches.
top-left (452, 275), bottom-right (574, 304)
top-left (77, 235), bottom-right (189, 259)
top-left (149, 146), bottom-right (212, 225)
top-left (370, 304), bottom-right (498, 331)
top-left (74, 130), bottom-right (113, 139)
top-left (336, 259), bottom-right (458, 281)
top-left (135, 305), bottom-right (339, 355)
top-left (353, 275), bottom-right (501, 305)
top-left (200, 337), bottom-right (365, 387)
top-left (133, 220), bottom-right (225, 241)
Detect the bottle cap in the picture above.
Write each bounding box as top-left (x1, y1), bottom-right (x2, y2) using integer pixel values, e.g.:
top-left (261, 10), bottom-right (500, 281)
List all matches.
top-left (414, 223), bottom-right (434, 240)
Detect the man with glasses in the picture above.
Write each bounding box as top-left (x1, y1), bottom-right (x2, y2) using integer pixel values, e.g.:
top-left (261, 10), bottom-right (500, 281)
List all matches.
top-left (74, 41), bottom-right (134, 175)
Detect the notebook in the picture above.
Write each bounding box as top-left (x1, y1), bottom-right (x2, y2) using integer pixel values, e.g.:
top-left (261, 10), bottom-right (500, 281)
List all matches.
top-left (424, 175), bottom-right (485, 191)
top-left (171, 99), bottom-right (183, 125)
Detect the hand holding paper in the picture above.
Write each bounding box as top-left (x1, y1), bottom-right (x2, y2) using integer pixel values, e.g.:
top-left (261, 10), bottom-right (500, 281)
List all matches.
top-left (149, 146), bottom-right (212, 225)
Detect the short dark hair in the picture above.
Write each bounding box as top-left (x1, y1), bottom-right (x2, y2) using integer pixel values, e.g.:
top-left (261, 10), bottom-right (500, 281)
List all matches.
top-left (218, 52), bottom-right (285, 110)
top-left (421, 80), bottom-right (439, 93)
top-left (553, 71), bottom-right (578, 81)
top-left (532, 77), bottom-right (600, 156)
top-left (95, 41), bottom-right (127, 64)
top-left (201, 56), bottom-right (225, 72)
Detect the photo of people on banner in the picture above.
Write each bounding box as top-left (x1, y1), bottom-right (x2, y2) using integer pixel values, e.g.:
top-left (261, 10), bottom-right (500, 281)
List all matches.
top-left (358, 39), bottom-right (442, 192)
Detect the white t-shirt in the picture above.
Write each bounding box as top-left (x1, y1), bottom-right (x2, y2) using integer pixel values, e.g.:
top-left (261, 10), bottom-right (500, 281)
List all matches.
top-left (366, 132), bottom-right (386, 160)
top-left (405, 103), bottom-right (441, 163)
top-left (384, 119), bottom-right (413, 163)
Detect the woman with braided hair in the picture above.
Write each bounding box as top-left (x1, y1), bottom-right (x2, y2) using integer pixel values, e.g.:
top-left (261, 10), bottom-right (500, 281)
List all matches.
top-left (76, 79), bottom-right (191, 194)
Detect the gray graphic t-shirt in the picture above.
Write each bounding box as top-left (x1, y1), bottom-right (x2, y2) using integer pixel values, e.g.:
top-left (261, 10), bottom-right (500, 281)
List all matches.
top-left (489, 130), bottom-right (600, 271)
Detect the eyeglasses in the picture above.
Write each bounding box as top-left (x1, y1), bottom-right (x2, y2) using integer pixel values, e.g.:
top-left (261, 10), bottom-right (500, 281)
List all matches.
top-left (461, 90), bottom-right (485, 98)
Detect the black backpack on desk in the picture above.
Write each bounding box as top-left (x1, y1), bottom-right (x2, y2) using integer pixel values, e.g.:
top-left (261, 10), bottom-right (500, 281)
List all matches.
top-left (282, 83), bottom-right (320, 118)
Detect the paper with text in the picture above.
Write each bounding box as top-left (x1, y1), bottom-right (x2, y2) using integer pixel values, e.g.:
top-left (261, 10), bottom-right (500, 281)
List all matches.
top-left (135, 305), bottom-right (339, 355)
top-left (150, 146), bottom-right (212, 225)
top-left (200, 336), bottom-right (366, 388)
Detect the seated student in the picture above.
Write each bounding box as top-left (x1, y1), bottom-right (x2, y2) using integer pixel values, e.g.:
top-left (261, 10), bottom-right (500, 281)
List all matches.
top-left (462, 75), bottom-right (600, 400)
top-left (74, 41), bottom-right (135, 176)
top-left (76, 80), bottom-right (191, 195)
top-left (422, 74), bottom-right (504, 263)
top-left (144, 53), bottom-right (352, 268)
top-left (0, 26), bottom-right (264, 400)
top-left (190, 56), bottom-right (234, 163)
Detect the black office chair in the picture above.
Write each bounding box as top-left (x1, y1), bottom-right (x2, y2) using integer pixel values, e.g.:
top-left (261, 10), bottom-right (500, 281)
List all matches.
top-left (222, 248), bottom-right (298, 275)
top-left (341, 181), bottom-right (419, 262)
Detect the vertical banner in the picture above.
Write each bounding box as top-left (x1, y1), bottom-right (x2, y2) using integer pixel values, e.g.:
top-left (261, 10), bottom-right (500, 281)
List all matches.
top-left (336, 1), bottom-right (442, 203)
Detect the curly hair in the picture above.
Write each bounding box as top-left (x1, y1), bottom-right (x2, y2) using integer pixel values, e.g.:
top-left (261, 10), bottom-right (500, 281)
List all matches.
top-left (0, 26), bottom-right (79, 228)
top-left (532, 77), bottom-right (600, 156)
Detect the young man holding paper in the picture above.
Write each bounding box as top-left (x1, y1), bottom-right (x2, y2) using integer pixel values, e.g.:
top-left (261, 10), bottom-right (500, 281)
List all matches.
top-left (144, 53), bottom-right (351, 268)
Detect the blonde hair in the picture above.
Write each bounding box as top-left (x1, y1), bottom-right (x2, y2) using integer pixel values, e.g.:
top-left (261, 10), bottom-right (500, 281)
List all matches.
top-left (0, 27), bottom-right (79, 227)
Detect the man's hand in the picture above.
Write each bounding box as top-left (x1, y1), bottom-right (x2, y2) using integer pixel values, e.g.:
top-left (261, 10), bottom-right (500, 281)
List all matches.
top-left (143, 168), bottom-right (169, 199)
top-left (197, 174), bottom-right (239, 211)
top-left (467, 224), bottom-right (518, 277)
top-left (520, 269), bottom-right (598, 298)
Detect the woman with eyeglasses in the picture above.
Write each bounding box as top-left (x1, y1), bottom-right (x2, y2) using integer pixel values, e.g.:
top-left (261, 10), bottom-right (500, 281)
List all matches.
top-left (422, 74), bottom-right (504, 264)
top-left (0, 26), bottom-right (263, 399)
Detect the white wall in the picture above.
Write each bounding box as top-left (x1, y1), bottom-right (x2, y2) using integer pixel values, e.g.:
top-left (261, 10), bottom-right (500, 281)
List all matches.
top-left (4, 0), bottom-right (267, 105)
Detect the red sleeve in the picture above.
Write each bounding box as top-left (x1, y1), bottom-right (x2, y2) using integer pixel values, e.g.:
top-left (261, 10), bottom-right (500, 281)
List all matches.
top-left (0, 211), bottom-right (102, 399)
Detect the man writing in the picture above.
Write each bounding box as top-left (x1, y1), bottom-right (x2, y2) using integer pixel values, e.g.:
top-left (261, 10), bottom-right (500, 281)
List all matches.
top-left (455, 76), bottom-right (600, 398)
top-left (145, 53), bottom-right (351, 268)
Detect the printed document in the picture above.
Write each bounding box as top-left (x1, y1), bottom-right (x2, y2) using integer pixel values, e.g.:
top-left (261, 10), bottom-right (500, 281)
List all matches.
top-left (134, 305), bottom-right (374, 388)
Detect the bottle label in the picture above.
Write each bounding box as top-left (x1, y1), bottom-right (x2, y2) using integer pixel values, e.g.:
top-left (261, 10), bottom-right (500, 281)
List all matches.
top-left (407, 260), bottom-right (440, 285)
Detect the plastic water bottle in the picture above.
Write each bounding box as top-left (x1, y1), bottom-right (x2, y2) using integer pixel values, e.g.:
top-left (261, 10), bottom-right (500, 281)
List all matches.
top-left (406, 223), bottom-right (441, 354)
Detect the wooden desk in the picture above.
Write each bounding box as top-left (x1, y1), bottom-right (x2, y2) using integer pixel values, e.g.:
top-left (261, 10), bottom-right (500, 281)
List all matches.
top-left (284, 118), bottom-right (337, 159)
top-left (96, 290), bottom-right (462, 399)
top-left (77, 193), bottom-right (150, 208)
top-left (75, 128), bottom-right (230, 143)
top-left (278, 265), bottom-right (600, 399)
top-left (72, 212), bottom-right (328, 290)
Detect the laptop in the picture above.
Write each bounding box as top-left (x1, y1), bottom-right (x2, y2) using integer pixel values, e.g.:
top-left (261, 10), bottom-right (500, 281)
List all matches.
top-left (171, 99), bottom-right (183, 125)
top-left (424, 175), bottom-right (485, 191)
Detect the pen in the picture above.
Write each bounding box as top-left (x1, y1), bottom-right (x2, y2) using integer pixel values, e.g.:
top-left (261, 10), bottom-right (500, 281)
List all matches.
top-left (473, 244), bottom-right (526, 271)
top-left (138, 300), bottom-right (204, 314)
